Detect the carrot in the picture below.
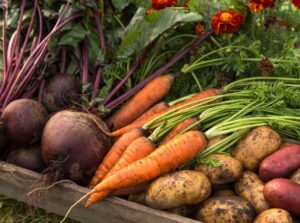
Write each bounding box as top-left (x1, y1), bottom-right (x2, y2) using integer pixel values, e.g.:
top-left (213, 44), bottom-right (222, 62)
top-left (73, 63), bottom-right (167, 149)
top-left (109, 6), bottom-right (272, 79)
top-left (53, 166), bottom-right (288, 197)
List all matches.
top-left (160, 117), bottom-right (198, 145)
top-left (110, 88), bottom-right (220, 137)
top-left (106, 74), bottom-right (175, 130)
top-left (88, 136), bottom-right (155, 203)
top-left (112, 182), bottom-right (149, 196)
top-left (85, 130), bottom-right (207, 206)
top-left (135, 101), bottom-right (169, 122)
top-left (90, 128), bottom-right (144, 187)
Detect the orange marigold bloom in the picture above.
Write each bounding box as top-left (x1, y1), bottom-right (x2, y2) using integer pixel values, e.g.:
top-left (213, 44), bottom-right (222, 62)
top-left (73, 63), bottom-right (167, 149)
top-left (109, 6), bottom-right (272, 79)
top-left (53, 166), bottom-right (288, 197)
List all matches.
top-left (194, 23), bottom-right (205, 35)
top-left (211, 10), bottom-right (244, 34)
top-left (152, 0), bottom-right (177, 10)
top-left (248, 0), bottom-right (275, 13)
top-left (292, 0), bottom-right (300, 8)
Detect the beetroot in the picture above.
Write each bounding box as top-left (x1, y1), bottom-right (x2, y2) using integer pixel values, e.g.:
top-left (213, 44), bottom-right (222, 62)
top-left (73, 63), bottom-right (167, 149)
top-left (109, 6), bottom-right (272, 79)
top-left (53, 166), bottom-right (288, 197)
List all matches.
top-left (2, 99), bottom-right (48, 145)
top-left (41, 110), bottom-right (111, 184)
top-left (7, 145), bottom-right (45, 172)
top-left (42, 73), bottom-right (80, 112)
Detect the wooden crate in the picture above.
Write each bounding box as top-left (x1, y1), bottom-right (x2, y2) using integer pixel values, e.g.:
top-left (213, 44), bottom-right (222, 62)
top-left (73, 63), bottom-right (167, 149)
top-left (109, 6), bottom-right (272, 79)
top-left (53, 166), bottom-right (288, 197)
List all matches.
top-left (0, 161), bottom-right (200, 223)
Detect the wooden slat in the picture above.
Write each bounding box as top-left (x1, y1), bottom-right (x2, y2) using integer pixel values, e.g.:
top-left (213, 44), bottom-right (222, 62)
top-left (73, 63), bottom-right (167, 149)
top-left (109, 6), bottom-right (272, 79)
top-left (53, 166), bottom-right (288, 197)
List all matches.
top-left (0, 161), bottom-right (200, 223)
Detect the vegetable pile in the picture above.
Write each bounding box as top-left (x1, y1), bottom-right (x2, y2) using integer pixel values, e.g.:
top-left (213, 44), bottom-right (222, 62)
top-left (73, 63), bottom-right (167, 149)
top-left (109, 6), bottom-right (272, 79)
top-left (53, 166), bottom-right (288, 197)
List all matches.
top-left (0, 0), bottom-right (300, 223)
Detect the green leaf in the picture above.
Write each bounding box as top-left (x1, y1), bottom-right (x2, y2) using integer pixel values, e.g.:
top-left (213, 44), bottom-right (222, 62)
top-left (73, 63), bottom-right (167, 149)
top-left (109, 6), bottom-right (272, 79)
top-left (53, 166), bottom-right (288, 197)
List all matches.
top-left (187, 0), bottom-right (209, 14)
top-left (118, 8), bottom-right (202, 58)
top-left (58, 23), bottom-right (89, 48)
top-left (111, 0), bottom-right (151, 10)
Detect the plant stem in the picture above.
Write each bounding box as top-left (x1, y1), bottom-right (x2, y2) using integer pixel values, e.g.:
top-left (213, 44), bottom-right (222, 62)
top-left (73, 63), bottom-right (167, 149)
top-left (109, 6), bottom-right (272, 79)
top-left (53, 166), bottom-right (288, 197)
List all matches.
top-left (105, 30), bottom-right (214, 110)
top-left (93, 9), bottom-right (106, 51)
top-left (91, 68), bottom-right (102, 101)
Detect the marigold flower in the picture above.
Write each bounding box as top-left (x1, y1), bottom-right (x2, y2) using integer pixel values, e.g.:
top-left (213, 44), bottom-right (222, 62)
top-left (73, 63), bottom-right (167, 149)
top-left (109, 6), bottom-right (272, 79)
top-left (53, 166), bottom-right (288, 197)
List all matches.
top-left (152, 0), bottom-right (177, 10)
top-left (194, 23), bottom-right (205, 35)
top-left (211, 10), bottom-right (244, 34)
top-left (248, 0), bottom-right (275, 13)
top-left (292, 0), bottom-right (300, 8)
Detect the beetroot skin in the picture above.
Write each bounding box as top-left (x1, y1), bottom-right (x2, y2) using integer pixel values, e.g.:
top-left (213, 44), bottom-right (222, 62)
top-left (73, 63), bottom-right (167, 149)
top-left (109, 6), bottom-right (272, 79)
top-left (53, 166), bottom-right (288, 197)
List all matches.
top-left (41, 110), bottom-right (111, 184)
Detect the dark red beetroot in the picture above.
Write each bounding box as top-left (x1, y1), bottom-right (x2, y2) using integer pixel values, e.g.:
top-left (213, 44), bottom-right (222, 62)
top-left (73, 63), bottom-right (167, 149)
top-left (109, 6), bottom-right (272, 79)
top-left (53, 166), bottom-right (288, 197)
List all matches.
top-left (42, 73), bottom-right (80, 112)
top-left (41, 110), bottom-right (111, 185)
top-left (7, 145), bottom-right (45, 172)
top-left (259, 144), bottom-right (300, 181)
top-left (2, 99), bottom-right (48, 145)
top-left (264, 178), bottom-right (300, 216)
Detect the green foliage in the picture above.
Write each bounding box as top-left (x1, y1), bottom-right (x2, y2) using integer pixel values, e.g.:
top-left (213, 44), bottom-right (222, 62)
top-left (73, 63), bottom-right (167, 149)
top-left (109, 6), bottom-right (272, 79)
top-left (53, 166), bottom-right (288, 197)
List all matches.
top-left (117, 8), bottom-right (202, 58)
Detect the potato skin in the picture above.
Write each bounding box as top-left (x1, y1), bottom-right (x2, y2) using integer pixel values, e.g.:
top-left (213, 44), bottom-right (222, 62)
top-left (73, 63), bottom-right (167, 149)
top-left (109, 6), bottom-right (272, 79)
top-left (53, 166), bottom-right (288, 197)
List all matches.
top-left (232, 126), bottom-right (281, 171)
top-left (145, 170), bottom-right (211, 209)
top-left (196, 196), bottom-right (255, 223)
top-left (194, 154), bottom-right (243, 185)
top-left (253, 208), bottom-right (293, 223)
top-left (264, 178), bottom-right (300, 216)
top-left (234, 171), bottom-right (270, 213)
top-left (290, 168), bottom-right (300, 184)
top-left (259, 144), bottom-right (300, 181)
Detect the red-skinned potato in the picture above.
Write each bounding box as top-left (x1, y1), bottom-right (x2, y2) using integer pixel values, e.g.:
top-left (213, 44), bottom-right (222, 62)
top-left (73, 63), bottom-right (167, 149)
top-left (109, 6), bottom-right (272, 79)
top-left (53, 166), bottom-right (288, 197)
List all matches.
top-left (259, 144), bottom-right (300, 181)
top-left (263, 178), bottom-right (300, 216)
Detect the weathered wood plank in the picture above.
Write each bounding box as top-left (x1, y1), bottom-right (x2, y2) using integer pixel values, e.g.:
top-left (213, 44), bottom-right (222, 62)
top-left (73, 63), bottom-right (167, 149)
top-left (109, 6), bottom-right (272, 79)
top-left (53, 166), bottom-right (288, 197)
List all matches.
top-left (0, 161), bottom-right (200, 223)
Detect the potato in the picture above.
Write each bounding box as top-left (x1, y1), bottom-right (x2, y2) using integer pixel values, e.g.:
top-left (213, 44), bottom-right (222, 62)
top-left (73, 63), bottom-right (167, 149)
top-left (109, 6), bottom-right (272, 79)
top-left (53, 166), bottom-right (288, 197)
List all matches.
top-left (167, 206), bottom-right (195, 218)
top-left (145, 170), bottom-right (211, 209)
top-left (264, 178), bottom-right (300, 217)
top-left (196, 196), bottom-right (255, 223)
top-left (207, 135), bottom-right (226, 147)
top-left (232, 126), bottom-right (281, 171)
top-left (253, 208), bottom-right (293, 223)
top-left (213, 189), bottom-right (236, 197)
top-left (234, 171), bottom-right (270, 213)
top-left (194, 154), bottom-right (243, 184)
top-left (290, 168), bottom-right (300, 184)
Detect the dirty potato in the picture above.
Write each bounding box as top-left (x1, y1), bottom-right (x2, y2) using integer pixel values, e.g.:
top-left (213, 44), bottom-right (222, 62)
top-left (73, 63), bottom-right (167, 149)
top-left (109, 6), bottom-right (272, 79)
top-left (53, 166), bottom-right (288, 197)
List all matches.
top-left (145, 170), bottom-right (211, 209)
top-left (196, 196), bottom-right (255, 223)
top-left (234, 171), bottom-right (270, 213)
top-left (290, 168), bottom-right (300, 184)
top-left (232, 126), bottom-right (281, 171)
top-left (207, 135), bottom-right (226, 147)
top-left (194, 154), bottom-right (243, 184)
top-left (253, 208), bottom-right (293, 223)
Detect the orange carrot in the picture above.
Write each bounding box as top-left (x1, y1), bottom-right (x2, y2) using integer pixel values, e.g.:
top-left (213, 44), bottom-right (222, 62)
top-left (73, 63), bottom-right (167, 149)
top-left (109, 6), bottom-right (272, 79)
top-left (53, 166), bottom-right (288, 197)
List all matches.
top-left (160, 117), bottom-right (198, 145)
top-left (112, 183), bottom-right (149, 196)
top-left (90, 128), bottom-right (144, 187)
top-left (88, 136), bottom-right (155, 203)
top-left (135, 101), bottom-right (169, 122)
top-left (85, 130), bottom-right (207, 206)
top-left (106, 74), bottom-right (175, 130)
top-left (110, 88), bottom-right (220, 137)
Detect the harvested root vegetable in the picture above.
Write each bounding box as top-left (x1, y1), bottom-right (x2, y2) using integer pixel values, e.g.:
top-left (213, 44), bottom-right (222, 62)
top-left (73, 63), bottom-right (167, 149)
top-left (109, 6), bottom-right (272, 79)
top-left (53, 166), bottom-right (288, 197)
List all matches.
top-left (106, 74), bottom-right (175, 130)
top-left (259, 144), bottom-right (300, 181)
top-left (234, 171), bottom-right (270, 213)
top-left (90, 128), bottom-right (145, 187)
top-left (195, 154), bottom-right (243, 185)
top-left (264, 178), bottom-right (300, 217)
top-left (2, 99), bottom-right (48, 145)
top-left (109, 88), bottom-right (220, 137)
top-left (85, 130), bottom-right (207, 206)
top-left (232, 126), bottom-right (281, 171)
top-left (213, 189), bottom-right (236, 197)
top-left (253, 208), bottom-right (293, 223)
top-left (145, 170), bottom-right (211, 209)
top-left (196, 196), bottom-right (255, 223)
top-left (42, 73), bottom-right (80, 112)
top-left (290, 168), bottom-right (300, 184)
top-left (135, 102), bottom-right (169, 122)
top-left (41, 110), bottom-right (111, 184)
top-left (7, 145), bottom-right (45, 172)
top-left (160, 117), bottom-right (198, 145)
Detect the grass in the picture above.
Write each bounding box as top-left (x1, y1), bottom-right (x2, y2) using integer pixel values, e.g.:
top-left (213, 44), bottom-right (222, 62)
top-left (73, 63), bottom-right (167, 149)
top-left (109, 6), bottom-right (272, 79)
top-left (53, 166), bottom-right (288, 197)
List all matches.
top-left (0, 196), bottom-right (78, 223)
